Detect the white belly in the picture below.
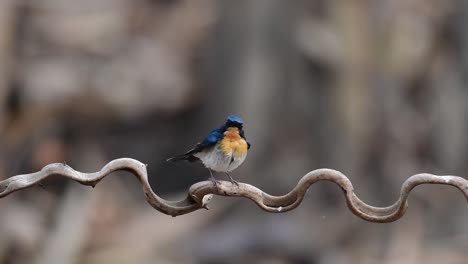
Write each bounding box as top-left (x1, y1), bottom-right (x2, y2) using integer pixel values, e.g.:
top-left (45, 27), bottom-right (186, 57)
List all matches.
top-left (194, 145), bottom-right (247, 172)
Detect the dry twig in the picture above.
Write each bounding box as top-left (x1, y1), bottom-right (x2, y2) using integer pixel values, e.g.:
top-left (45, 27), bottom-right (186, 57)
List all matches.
top-left (0, 158), bottom-right (467, 223)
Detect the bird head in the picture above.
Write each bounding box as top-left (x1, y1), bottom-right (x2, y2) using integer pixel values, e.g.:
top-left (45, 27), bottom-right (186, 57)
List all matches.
top-left (225, 115), bottom-right (244, 128)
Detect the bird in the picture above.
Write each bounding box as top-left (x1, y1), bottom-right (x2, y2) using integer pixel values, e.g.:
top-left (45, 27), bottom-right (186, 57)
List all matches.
top-left (167, 115), bottom-right (251, 185)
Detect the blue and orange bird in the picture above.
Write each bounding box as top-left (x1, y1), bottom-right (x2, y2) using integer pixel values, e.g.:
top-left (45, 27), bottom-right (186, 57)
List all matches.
top-left (167, 115), bottom-right (250, 185)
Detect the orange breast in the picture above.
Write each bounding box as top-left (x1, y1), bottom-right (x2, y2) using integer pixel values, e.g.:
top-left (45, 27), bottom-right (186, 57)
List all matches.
top-left (220, 127), bottom-right (248, 157)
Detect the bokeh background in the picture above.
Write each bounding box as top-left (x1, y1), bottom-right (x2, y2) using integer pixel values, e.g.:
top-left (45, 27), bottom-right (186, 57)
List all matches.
top-left (0, 0), bottom-right (468, 263)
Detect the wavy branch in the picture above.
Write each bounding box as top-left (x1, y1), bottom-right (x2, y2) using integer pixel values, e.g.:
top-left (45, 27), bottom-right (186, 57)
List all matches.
top-left (0, 158), bottom-right (467, 222)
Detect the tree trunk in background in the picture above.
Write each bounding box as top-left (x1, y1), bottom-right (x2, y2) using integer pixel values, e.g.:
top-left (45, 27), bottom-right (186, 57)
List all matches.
top-left (0, 0), bottom-right (17, 132)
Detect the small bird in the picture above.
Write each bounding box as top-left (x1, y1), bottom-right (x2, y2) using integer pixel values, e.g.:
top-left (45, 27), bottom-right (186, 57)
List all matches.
top-left (167, 115), bottom-right (250, 185)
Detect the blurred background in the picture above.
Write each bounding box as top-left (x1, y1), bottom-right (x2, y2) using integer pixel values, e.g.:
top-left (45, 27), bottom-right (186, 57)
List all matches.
top-left (0, 0), bottom-right (467, 263)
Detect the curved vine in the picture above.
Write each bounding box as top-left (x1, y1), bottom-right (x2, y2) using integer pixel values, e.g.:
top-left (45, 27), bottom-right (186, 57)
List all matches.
top-left (0, 158), bottom-right (467, 222)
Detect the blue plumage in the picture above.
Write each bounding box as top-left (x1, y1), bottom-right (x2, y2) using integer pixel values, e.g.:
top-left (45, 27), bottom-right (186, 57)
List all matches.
top-left (185, 127), bottom-right (224, 156)
top-left (227, 115), bottom-right (243, 124)
top-left (166, 115), bottom-right (250, 185)
top-left (167, 115), bottom-right (248, 161)
top-left (202, 129), bottom-right (224, 146)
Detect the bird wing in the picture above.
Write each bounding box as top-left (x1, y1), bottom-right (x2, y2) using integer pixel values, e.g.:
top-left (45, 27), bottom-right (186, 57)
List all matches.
top-left (187, 128), bottom-right (224, 154)
top-left (240, 129), bottom-right (251, 149)
top-left (166, 127), bottom-right (225, 162)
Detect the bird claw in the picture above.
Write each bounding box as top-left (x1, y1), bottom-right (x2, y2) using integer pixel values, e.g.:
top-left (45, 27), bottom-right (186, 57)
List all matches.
top-left (210, 177), bottom-right (220, 189)
top-left (225, 173), bottom-right (239, 186)
top-left (230, 179), bottom-right (240, 186)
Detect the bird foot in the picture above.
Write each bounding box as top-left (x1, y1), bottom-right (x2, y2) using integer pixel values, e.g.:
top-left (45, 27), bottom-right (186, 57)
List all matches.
top-left (209, 177), bottom-right (220, 188)
top-left (225, 173), bottom-right (239, 186)
top-left (230, 179), bottom-right (240, 186)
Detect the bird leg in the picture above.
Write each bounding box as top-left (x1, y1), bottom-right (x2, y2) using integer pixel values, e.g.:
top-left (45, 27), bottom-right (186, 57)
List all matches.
top-left (208, 169), bottom-right (220, 189)
top-left (225, 172), bottom-right (239, 186)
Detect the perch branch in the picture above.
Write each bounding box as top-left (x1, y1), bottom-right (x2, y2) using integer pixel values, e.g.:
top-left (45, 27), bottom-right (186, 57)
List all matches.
top-left (0, 158), bottom-right (467, 222)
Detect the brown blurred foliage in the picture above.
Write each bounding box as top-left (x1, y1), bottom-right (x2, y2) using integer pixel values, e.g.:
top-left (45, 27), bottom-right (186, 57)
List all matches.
top-left (0, 0), bottom-right (468, 263)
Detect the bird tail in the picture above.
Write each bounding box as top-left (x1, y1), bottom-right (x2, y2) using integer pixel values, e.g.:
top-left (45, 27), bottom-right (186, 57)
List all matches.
top-left (166, 154), bottom-right (198, 162)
